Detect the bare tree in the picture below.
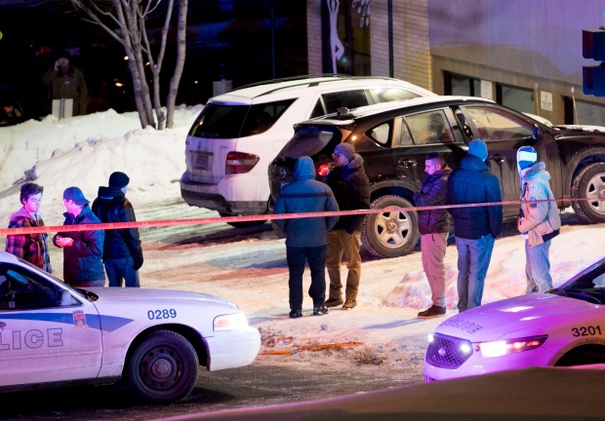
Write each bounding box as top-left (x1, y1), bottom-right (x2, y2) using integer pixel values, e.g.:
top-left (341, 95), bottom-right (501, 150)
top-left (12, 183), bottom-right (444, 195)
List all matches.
top-left (69, 0), bottom-right (188, 129)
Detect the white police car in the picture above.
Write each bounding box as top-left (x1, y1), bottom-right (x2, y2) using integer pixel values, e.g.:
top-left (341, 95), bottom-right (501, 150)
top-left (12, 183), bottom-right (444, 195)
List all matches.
top-left (0, 251), bottom-right (260, 403)
top-left (424, 257), bottom-right (605, 381)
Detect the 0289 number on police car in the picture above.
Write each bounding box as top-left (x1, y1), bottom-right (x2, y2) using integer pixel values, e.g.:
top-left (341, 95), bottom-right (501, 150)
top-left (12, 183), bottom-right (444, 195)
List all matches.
top-left (148, 309), bottom-right (177, 320)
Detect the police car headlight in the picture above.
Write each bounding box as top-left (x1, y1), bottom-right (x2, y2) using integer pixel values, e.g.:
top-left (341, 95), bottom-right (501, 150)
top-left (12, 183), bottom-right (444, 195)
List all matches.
top-left (214, 313), bottom-right (249, 331)
top-left (479, 335), bottom-right (548, 358)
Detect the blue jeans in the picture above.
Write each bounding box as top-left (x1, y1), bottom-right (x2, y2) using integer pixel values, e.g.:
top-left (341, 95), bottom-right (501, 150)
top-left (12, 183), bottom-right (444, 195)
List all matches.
top-left (525, 240), bottom-right (553, 293)
top-left (455, 234), bottom-right (495, 312)
top-left (104, 257), bottom-right (140, 287)
top-left (286, 245), bottom-right (327, 311)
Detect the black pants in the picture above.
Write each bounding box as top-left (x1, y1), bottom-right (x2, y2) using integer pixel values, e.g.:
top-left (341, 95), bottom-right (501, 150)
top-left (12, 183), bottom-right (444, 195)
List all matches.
top-left (286, 245), bottom-right (327, 311)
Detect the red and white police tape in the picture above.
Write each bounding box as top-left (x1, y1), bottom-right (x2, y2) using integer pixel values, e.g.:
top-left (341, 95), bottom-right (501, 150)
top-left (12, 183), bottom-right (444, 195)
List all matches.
top-left (0, 197), bottom-right (593, 236)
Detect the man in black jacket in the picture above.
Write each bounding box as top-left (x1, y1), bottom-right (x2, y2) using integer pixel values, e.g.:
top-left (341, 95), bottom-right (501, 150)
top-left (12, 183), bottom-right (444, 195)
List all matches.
top-left (414, 153), bottom-right (452, 319)
top-left (446, 139), bottom-right (502, 312)
top-left (92, 172), bottom-right (143, 287)
top-left (324, 143), bottom-right (370, 310)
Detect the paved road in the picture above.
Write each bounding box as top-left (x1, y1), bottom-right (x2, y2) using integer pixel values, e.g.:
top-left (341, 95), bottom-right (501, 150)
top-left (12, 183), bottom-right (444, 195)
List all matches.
top-left (1, 358), bottom-right (424, 421)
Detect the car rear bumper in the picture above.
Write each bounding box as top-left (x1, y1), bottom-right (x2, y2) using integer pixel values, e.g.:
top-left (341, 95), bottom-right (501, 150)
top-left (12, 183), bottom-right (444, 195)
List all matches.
top-left (180, 175), bottom-right (268, 215)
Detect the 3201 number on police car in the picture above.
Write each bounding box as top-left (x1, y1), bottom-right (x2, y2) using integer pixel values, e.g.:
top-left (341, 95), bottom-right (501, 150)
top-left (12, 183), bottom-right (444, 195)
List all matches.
top-left (571, 325), bottom-right (602, 337)
top-left (148, 309), bottom-right (177, 320)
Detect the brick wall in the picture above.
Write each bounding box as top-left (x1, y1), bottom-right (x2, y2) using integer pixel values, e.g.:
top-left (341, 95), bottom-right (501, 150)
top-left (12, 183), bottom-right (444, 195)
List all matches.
top-left (371, 0), bottom-right (432, 91)
top-left (307, 0), bottom-right (323, 75)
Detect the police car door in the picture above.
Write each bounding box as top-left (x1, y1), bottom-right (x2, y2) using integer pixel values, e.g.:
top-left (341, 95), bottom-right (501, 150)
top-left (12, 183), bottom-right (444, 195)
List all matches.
top-left (0, 263), bottom-right (102, 386)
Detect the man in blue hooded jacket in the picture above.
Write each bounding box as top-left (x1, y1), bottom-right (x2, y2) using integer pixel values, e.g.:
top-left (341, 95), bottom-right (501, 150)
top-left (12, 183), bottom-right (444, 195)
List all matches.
top-left (446, 139), bottom-right (502, 312)
top-left (274, 157), bottom-right (339, 318)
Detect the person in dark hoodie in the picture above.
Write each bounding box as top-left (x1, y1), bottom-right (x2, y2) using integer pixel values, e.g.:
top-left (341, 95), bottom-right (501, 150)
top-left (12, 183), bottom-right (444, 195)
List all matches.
top-left (274, 157), bottom-right (339, 318)
top-left (54, 187), bottom-right (105, 287)
top-left (446, 139), bottom-right (502, 312)
top-left (324, 142), bottom-right (370, 310)
top-left (5, 183), bottom-right (52, 273)
top-left (92, 172), bottom-right (143, 287)
top-left (415, 153), bottom-right (452, 319)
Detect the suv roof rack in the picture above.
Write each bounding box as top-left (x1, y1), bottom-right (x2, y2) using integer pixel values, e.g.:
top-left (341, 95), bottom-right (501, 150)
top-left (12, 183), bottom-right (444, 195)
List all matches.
top-left (231, 75), bottom-right (402, 99)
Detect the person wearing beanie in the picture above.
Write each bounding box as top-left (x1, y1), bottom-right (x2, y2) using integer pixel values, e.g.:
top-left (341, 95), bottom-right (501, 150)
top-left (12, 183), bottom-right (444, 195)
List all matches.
top-left (92, 171), bottom-right (143, 287)
top-left (54, 186), bottom-right (106, 287)
top-left (517, 146), bottom-right (561, 293)
top-left (445, 139), bottom-right (502, 312)
top-left (324, 142), bottom-right (370, 310)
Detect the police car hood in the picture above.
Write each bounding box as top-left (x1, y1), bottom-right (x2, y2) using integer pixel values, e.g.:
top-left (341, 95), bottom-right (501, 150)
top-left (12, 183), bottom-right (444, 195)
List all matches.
top-left (434, 292), bottom-right (594, 341)
top-left (84, 287), bottom-right (238, 309)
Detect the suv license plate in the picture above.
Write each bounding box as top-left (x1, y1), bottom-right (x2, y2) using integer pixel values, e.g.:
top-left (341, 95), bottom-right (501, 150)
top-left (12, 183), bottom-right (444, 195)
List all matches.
top-left (195, 153), bottom-right (212, 170)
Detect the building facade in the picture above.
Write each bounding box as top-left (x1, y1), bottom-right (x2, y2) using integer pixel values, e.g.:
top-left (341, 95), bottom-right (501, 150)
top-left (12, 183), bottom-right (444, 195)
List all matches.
top-left (308, 0), bottom-right (605, 125)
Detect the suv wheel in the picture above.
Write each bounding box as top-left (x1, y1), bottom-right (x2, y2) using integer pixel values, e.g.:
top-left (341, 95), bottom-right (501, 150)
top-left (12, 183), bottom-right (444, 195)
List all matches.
top-left (571, 162), bottom-right (605, 223)
top-left (361, 195), bottom-right (419, 258)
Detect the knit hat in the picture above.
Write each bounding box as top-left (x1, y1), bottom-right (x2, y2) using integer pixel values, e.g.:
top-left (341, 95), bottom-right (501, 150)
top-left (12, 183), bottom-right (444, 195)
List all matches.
top-left (517, 146), bottom-right (538, 172)
top-left (468, 139), bottom-right (488, 161)
top-left (334, 143), bottom-right (355, 161)
top-left (109, 171), bottom-right (130, 189)
top-left (63, 186), bottom-right (89, 206)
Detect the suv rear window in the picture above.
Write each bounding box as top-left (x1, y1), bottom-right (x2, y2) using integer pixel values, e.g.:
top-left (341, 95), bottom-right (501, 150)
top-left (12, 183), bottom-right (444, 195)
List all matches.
top-left (188, 99), bottom-right (295, 139)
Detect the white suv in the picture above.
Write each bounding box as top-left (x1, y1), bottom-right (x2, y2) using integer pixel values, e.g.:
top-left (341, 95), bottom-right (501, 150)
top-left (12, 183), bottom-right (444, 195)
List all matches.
top-left (180, 75), bottom-right (435, 227)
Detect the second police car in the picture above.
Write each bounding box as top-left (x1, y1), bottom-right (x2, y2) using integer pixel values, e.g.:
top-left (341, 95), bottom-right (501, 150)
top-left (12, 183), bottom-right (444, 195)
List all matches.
top-left (0, 251), bottom-right (260, 403)
top-left (424, 257), bottom-right (605, 381)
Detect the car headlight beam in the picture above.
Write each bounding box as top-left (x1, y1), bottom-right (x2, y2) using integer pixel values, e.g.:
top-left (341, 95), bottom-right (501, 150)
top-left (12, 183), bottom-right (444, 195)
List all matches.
top-left (479, 335), bottom-right (548, 358)
top-left (214, 313), bottom-right (249, 331)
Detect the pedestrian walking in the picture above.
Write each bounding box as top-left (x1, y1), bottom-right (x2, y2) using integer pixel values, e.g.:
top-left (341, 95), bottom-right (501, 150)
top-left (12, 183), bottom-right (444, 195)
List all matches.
top-left (446, 139), bottom-right (502, 312)
top-left (274, 156), bottom-right (339, 318)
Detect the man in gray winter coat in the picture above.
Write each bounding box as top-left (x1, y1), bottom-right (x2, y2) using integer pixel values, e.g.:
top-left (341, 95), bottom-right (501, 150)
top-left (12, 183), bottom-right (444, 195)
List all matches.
top-left (274, 157), bottom-right (339, 318)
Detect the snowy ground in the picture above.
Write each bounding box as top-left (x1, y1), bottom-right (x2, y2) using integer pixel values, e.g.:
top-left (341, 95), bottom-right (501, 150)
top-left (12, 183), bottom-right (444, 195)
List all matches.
top-left (1, 108), bottom-right (604, 380)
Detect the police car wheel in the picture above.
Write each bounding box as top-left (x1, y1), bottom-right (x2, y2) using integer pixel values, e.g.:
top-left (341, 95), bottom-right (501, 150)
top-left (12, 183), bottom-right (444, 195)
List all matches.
top-left (127, 330), bottom-right (199, 403)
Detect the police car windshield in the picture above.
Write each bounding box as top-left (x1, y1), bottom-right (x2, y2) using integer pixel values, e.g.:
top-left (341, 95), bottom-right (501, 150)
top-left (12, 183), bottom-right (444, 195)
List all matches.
top-left (553, 258), bottom-right (605, 304)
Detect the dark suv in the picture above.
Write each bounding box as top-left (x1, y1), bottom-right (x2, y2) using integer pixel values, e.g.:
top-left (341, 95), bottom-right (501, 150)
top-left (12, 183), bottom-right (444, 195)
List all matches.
top-left (269, 95), bottom-right (605, 258)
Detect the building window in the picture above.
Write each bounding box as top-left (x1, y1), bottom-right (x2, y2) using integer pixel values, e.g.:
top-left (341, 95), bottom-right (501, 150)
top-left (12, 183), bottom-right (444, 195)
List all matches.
top-left (564, 98), bottom-right (605, 126)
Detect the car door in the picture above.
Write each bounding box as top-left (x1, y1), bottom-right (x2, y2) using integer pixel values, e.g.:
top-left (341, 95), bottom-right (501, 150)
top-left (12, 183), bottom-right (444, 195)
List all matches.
top-left (395, 108), bottom-right (466, 190)
top-left (460, 105), bottom-right (560, 217)
top-left (0, 263), bottom-right (102, 386)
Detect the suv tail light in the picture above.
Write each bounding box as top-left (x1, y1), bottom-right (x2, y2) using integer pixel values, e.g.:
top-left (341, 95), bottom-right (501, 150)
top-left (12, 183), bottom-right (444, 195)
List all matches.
top-left (226, 152), bottom-right (260, 174)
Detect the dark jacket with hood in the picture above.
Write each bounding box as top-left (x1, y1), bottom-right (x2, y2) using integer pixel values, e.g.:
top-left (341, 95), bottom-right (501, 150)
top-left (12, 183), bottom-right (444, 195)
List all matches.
top-left (274, 157), bottom-right (339, 247)
top-left (92, 186), bottom-right (143, 268)
top-left (414, 165), bottom-right (452, 235)
top-left (53, 205), bottom-right (105, 284)
top-left (445, 154), bottom-right (503, 240)
top-left (326, 153), bottom-right (371, 234)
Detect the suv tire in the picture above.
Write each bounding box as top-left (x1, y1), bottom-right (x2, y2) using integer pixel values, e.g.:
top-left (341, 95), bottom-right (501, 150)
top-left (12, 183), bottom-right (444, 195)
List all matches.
top-left (571, 162), bottom-right (605, 223)
top-left (361, 195), bottom-right (419, 258)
